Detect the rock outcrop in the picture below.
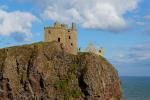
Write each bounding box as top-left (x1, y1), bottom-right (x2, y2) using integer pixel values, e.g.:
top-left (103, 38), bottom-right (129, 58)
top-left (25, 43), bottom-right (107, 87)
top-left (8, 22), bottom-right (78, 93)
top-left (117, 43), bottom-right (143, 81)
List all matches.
top-left (0, 42), bottom-right (123, 100)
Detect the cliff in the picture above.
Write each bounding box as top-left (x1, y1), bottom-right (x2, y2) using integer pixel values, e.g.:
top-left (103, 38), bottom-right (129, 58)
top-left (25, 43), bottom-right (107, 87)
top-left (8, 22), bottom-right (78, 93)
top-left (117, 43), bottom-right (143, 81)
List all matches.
top-left (0, 42), bottom-right (123, 100)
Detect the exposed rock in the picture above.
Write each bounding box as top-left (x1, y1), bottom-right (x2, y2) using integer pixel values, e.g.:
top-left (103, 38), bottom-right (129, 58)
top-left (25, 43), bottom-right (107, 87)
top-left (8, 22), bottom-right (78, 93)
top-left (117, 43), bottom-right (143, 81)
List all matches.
top-left (0, 41), bottom-right (123, 100)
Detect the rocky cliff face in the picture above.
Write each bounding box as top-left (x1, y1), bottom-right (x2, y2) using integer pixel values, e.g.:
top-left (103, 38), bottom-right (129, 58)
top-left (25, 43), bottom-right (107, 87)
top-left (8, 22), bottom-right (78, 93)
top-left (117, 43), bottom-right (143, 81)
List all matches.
top-left (0, 42), bottom-right (123, 100)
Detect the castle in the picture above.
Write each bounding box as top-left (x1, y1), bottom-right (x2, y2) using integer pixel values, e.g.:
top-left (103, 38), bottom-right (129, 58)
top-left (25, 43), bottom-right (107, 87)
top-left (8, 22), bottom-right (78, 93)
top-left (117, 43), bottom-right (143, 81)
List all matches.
top-left (86, 43), bottom-right (104, 56)
top-left (44, 22), bottom-right (78, 55)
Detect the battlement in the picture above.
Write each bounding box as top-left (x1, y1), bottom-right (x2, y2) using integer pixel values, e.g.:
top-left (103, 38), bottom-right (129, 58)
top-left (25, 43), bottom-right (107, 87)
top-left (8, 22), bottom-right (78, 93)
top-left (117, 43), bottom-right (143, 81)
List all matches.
top-left (44, 22), bottom-right (77, 31)
top-left (44, 22), bottom-right (78, 55)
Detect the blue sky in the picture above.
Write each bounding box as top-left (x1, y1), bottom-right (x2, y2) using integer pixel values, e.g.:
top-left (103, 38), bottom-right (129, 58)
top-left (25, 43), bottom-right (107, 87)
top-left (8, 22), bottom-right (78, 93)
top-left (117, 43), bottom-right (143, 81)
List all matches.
top-left (0, 0), bottom-right (150, 76)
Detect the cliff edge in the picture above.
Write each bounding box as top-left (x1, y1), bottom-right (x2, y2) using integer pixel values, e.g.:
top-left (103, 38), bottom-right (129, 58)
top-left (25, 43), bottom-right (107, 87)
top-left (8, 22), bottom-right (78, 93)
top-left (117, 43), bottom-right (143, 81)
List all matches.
top-left (0, 42), bottom-right (123, 100)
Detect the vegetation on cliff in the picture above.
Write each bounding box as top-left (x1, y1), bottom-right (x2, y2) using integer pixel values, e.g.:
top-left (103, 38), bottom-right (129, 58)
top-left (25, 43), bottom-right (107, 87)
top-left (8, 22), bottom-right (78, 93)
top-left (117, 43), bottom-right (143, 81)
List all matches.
top-left (0, 42), bottom-right (123, 100)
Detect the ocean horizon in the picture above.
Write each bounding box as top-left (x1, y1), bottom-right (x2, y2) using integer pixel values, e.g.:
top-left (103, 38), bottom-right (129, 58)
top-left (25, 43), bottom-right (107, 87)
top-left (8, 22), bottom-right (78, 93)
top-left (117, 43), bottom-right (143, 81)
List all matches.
top-left (121, 76), bottom-right (150, 100)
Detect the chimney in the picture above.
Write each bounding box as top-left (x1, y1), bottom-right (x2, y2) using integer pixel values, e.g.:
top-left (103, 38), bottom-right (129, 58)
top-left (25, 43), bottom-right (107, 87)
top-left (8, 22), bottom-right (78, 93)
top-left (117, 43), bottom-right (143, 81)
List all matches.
top-left (72, 22), bottom-right (77, 30)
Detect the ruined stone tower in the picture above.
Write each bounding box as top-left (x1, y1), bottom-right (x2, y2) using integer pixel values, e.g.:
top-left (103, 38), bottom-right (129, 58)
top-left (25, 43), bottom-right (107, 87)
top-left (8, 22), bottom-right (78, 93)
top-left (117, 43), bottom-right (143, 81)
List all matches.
top-left (44, 22), bottom-right (78, 55)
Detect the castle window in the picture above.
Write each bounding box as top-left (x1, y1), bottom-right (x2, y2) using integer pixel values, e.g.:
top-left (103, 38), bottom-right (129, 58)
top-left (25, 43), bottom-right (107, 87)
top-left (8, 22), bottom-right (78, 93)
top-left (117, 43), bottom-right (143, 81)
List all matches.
top-left (71, 43), bottom-right (73, 46)
top-left (48, 30), bottom-right (51, 34)
top-left (58, 38), bottom-right (60, 42)
top-left (69, 36), bottom-right (71, 39)
top-left (99, 50), bottom-right (102, 53)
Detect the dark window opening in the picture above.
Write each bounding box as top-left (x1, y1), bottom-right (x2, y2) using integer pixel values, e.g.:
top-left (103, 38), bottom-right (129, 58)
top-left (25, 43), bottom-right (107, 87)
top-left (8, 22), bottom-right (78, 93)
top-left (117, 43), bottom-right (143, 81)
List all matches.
top-left (58, 38), bottom-right (60, 42)
top-left (71, 43), bottom-right (73, 46)
top-left (48, 30), bottom-right (51, 34)
top-left (69, 36), bottom-right (71, 39)
top-left (99, 50), bottom-right (102, 53)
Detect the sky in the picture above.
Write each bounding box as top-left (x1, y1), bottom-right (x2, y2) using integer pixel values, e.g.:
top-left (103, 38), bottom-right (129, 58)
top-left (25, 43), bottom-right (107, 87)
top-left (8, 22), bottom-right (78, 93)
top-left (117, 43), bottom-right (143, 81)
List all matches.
top-left (0, 0), bottom-right (150, 76)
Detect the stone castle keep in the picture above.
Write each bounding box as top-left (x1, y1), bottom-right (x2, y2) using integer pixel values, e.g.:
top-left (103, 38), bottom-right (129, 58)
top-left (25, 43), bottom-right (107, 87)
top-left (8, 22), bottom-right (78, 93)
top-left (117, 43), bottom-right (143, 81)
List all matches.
top-left (44, 22), bottom-right (78, 55)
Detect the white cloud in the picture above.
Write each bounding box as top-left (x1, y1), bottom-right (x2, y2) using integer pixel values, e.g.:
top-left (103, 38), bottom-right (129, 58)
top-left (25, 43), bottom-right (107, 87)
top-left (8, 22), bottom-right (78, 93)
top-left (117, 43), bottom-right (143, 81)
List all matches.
top-left (144, 15), bottom-right (150, 20)
top-left (131, 43), bottom-right (150, 60)
top-left (136, 21), bottom-right (145, 26)
top-left (0, 9), bottom-right (39, 41)
top-left (18, 0), bottom-right (140, 31)
top-left (111, 43), bottom-right (150, 63)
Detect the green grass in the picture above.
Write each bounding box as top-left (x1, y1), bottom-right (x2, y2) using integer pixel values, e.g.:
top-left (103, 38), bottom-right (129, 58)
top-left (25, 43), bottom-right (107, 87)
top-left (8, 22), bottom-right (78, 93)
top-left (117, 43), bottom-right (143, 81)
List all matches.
top-left (64, 89), bottom-right (82, 99)
top-left (4, 41), bottom-right (45, 49)
top-left (31, 41), bottom-right (43, 45)
top-left (99, 55), bottom-right (107, 61)
top-left (78, 52), bottom-right (91, 56)
top-left (54, 80), bottom-right (82, 99)
top-left (70, 90), bottom-right (82, 97)
top-left (54, 80), bottom-right (68, 90)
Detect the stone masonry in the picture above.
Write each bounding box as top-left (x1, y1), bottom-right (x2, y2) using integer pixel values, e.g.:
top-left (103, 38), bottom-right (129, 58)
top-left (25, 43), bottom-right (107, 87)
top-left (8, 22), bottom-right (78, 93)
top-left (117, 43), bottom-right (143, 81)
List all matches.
top-left (44, 22), bottom-right (78, 55)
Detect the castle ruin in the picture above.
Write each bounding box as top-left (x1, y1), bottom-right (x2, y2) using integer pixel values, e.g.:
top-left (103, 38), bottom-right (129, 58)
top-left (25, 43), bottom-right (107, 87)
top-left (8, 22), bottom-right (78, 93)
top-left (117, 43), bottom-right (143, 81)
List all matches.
top-left (44, 22), bottom-right (78, 55)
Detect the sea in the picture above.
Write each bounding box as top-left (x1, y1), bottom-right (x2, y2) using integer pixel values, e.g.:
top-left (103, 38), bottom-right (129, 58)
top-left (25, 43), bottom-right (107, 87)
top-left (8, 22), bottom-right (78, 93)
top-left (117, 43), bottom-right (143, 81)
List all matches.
top-left (121, 76), bottom-right (150, 100)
